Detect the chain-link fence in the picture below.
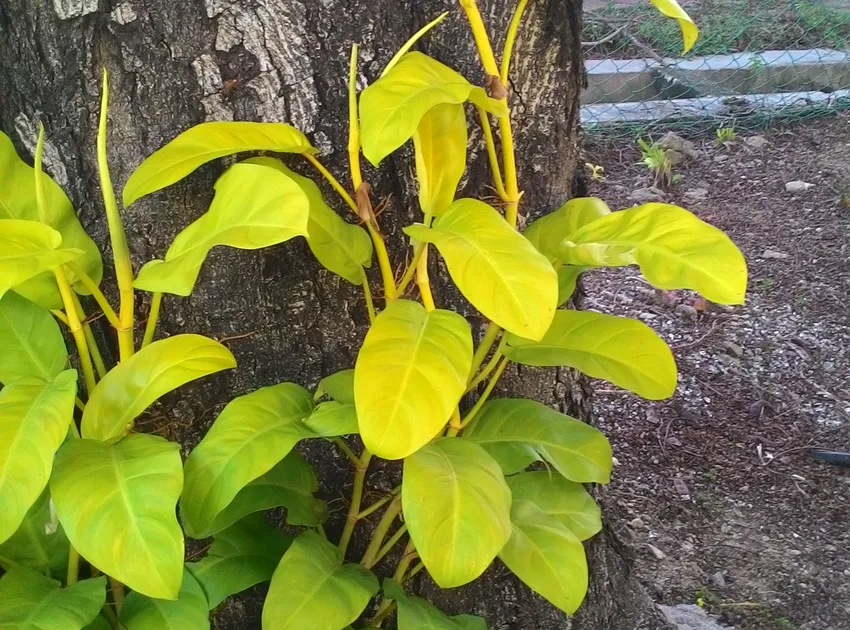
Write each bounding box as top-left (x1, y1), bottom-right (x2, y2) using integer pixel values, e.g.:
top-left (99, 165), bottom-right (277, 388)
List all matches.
top-left (582, 0), bottom-right (850, 136)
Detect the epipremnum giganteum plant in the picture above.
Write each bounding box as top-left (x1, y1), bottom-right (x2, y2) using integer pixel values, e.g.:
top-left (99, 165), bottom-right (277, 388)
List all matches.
top-left (0, 1), bottom-right (736, 628)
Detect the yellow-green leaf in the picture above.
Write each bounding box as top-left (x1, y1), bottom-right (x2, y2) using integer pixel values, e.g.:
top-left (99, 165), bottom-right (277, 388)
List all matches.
top-left (463, 398), bottom-right (612, 483)
top-left (383, 579), bottom-right (486, 630)
top-left (360, 52), bottom-right (506, 166)
top-left (556, 265), bottom-right (587, 307)
top-left (559, 203), bottom-right (747, 305)
top-left (315, 369), bottom-right (354, 404)
top-left (123, 121), bottom-right (316, 206)
top-left (303, 401), bottom-right (359, 437)
top-left (50, 434), bottom-right (184, 600)
top-left (0, 370), bottom-right (77, 545)
top-left (246, 157), bottom-right (372, 284)
top-left (507, 472), bottom-right (602, 541)
top-left (403, 438), bottom-right (512, 588)
top-left (180, 383), bottom-right (316, 538)
top-left (134, 161), bottom-right (309, 296)
top-left (354, 299), bottom-right (472, 460)
top-left (405, 199), bottom-right (557, 340)
top-left (81, 334), bottom-right (235, 442)
top-left (647, 0), bottom-right (699, 53)
top-left (504, 310), bottom-right (677, 400)
top-left (0, 219), bottom-right (82, 302)
top-left (413, 103), bottom-right (467, 216)
top-left (0, 491), bottom-right (70, 578)
top-left (0, 291), bottom-right (67, 384)
top-left (120, 568), bottom-right (209, 630)
top-left (262, 531), bottom-right (379, 630)
top-left (525, 197), bottom-right (611, 261)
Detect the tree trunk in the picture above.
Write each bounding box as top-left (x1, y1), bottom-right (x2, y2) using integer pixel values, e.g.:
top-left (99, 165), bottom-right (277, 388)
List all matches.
top-left (0, 1), bottom-right (667, 628)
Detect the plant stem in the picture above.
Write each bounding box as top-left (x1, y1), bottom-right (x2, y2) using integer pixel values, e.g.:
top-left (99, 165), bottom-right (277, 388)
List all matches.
top-left (53, 270), bottom-right (97, 394)
top-left (141, 292), bottom-right (162, 348)
top-left (501, 0), bottom-right (530, 83)
top-left (366, 601), bottom-right (397, 628)
top-left (465, 336), bottom-right (507, 393)
top-left (415, 245), bottom-right (435, 311)
top-left (358, 487), bottom-right (400, 520)
top-left (348, 44), bottom-right (364, 191)
top-left (101, 602), bottom-right (120, 630)
top-left (332, 437), bottom-right (360, 466)
top-left (65, 262), bottom-right (120, 329)
top-left (373, 524), bottom-right (408, 566)
top-left (469, 322), bottom-right (501, 381)
top-left (108, 576), bottom-right (125, 614)
top-left (361, 271), bottom-right (376, 323)
top-left (68, 291), bottom-right (108, 379)
top-left (407, 560), bottom-right (425, 579)
top-left (476, 106), bottom-right (508, 201)
top-left (50, 309), bottom-right (69, 326)
top-left (338, 450), bottom-right (372, 556)
top-left (460, 357), bottom-right (508, 430)
top-left (445, 407), bottom-right (463, 437)
top-left (459, 0), bottom-right (501, 77)
top-left (499, 114), bottom-right (521, 228)
top-left (361, 496), bottom-right (402, 568)
top-left (393, 540), bottom-right (418, 582)
top-left (394, 243), bottom-right (426, 297)
top-left (66, 548), bottom-right (80, 586)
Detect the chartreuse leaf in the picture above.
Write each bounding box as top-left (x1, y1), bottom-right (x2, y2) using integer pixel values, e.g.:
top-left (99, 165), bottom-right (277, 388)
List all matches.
top-left (304, 401), bottom-right (359, 437)
top-left (200, 451), bottom-right (327, 536)
top-left (559, 203), bottom-right (747, 305)
top-left (0, 370), bottom-right (77, 545)
top-left (403, 438), bottom-right (512, 588)
top-left (354, 299), bottom-right (472, 460)
top-left (507, 472), bottom-right (601, 540)
top-left (246, 157), bottom-right (372, 284)
top-left (360, 52), bottom-right (506, 165)
top-left (134, 161), bottom-right (309, 296)
top-left (120, 568), bottom-right (209, 630)
top-left (383, 579), bottom-right (486, 630)
top-left (0, 219), bottom-right (82, 302)
top-left (180, 383), bottom-right (316, 538)
top-left (498, 499), bottom-right (588, 615)
top-left (0, 130), bottom-right (102, 306)
top-left (647, 0), bottom-right (699, 53)
top-left (483, 442), bottom-right (542, 476)
top-left (556, 265), bottom-right (587, 306)
top-left (315, 369), bottom-right (355, 404)
top-left (262, 531), bottom-right (379, 630)
top-left (0, 490), bottom-right (69, 578)
top-left (405, 199), bottom-right (557, 341)
top-left (186, 513), bottom-right (292, 610)
top-left (83, 614), bottom-right (113, 630)
top-left (504, 310), bottom-right (677, 400)
top-left (463, 399), bottom-right (612, 483)
top-left (81, 334), bottom-right (235, 442)
top-left (122, 121), bottom-right (316, 206)
top-left (413, 103), bottom-right (467, 216)
top-left (50, 434), bottom-right (184, 599)
top-left (525, 197), bottom-right (611, 261)
top-left (0, 292), bottom-right (67, 384)
top-left (0, 566), bottom-right (106, 629)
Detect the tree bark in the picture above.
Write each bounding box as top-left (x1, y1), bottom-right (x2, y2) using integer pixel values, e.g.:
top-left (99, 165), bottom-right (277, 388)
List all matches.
top-left (0, 1), bottom-right (667, 628)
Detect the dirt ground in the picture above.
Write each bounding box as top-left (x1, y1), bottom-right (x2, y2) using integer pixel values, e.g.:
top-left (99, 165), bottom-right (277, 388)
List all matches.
top-left (580, 115), bottom-right (850, 630)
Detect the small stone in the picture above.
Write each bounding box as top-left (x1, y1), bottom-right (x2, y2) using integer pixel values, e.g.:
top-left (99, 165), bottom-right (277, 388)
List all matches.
top-left (722, 341), bottom-right (743, 357)
top-left (785, 180), bottom-right (814, 193)
top-left (673, 477), bottom-right (691, 500)
top-left (748, 401), bottom-right (764, 420)
top-left (630, 187), bottom-right (666, 203)
top-left (647, 544), bottom-right (666, 560)
top-left (684, 187), bottom-right (708, 201)
top-left (646, 407), bottom-right (662, 425)
top-left (710, 571), bottom-right (726, 587)
top-left (761, 249), bottom-right (789, 259)
top-left (713, 154), bottom-right (729, 163)
top-left (667, 436), bottom-right (682, 447)
top-left (629, 517), bottom-right (646, 530)
top-left (744, 135), bottom-right (769, 149)
top-left (676, 304), bottom-right (698, 320)
top-left (823, 361), bottom-right (835, 373)
top-left (658, 131), bottom-right (699, 160)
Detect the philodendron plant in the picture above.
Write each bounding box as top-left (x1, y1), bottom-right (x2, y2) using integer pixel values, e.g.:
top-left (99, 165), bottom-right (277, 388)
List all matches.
top-left (0, 1), bottom-right (736, 629)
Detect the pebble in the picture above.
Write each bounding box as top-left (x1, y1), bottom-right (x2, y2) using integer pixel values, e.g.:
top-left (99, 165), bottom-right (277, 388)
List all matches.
top-left (676, 304), bottom-right (698, 320)
top-left (722, 341), bottom-right (744, 357)
top-left (785, 180), bottom-right (814, 193)
top-left (674, 477), bottom-right (692, 500)
top-left (629, 517), bottom-right (647, 530)
top-left (710, 571), bottom-right (727, 587)
top-left (761, 249), bottom-right (790, 259)
top-left (744, 135), bottom-right (769, 149)
top-left (684, 187), bottom-right (708, 201)
top-left (647, 544), bottom-right (667, 560)
top-left (630, 186), bottom-right (666, 203)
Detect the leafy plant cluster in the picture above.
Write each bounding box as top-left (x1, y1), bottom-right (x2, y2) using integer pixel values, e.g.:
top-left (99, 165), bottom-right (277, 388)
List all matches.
top-left (0, 1), bottom-right (743, 629)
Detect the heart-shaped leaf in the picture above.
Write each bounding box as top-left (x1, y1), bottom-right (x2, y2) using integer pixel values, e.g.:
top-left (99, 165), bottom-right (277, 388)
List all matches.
top-left (413, 102), bottom-right (467, 216)
top-left (463, 398), bottom-right (612, 483)
top-left (81, 334), bottom-right (235, 442)
top-left (120, 568), bottom-right (209, 630)
top-left (558, 203), bottom-right (747, 305)
top-left (181, 383), bottom-right (316, 538)
top-left (405, 199), bottom-right (557, 341)
top-left (0, 291), bottom-right (67, 384)
top-left (354, 299), bottom-right (472, 460)
top-left (133, 161), bottom-right (309, 296)
top-left (507, 472), bottom-right (601, 540)
top-left (123, 121), bottom-right (316, 206)
top-left (403, 437), bottom-right (512, 588)
top-left (0, 490), bottom-right (69, 578)
top-left (0, 370), bottom-right (77, 544)
top-left (504, 310), bottom-right (677, 400)
top-left (303, 401), bottom-right (359, 437)
top-left (525, 197), bottom-right (611, 261)
top-left (315, 369), bottom-right (355, 404)
top-left (262, 531), bottom-right (379, 630)
top-left (383, 579), bottom-right (486, 629)
top-left (50, 434), bottom-right (184, 599)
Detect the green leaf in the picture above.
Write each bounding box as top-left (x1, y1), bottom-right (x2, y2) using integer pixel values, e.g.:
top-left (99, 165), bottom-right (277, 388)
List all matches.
top-left (360, 52), bottom-right (506, 165)
top-left (0, 370), bottom-right (77, 544)
top-left (0, 292), bottom-right (67, 384)
top-left (0, 219), bottom-right (82, 303)
top-left (123, 121), bottom-right (316, 206)
top-left (262, 531), bottom-right (379, 630)
top-left (0, 130), bottom-right (102, 307)
top-left (525, 197), bottom-right (611, 261)
top-left (246, 157), bottom-right (372, 284)
top-left (498, 499), bottom-right (588, 615)
top-left (304, 401), bottom-right (359, 437)
top-left (556, 265), bottom-right (587, 306)
top-left (647, 0), bottom-right (699, 53)
top-left (81, 334), bottom-right (236, 442)
top-left (383, 579), bottom-right (487, 630)
top-left (504, 310), bottom-right (677, 400)
top-left (83, 614), bottom-right (113, 630)
top-left (0, 491), bottom-right (69, 578)
top-left (180, 383), bottom-right (316, 538)
top-left (186, 513), bottom-right (292, 610)
top-left (403, 437), bottom-right (512, 588)
top-left (199, 451), bottom-right (327, 536)
top-left (463, 399), bottom-right (612, 483)
top-left (0, 567), bottom-right (106, 629)
top-left (120, 568), bottom-right (209, 630)
top-left (405, 199), bottom-right (557, 341)
top-left (133, 161), bottom-right (309, 296)
top-left (483, 442), bottom-right (541, 476)
top-left (354, 299), bottom-right (472, 460)
top-left (558, 203), bottom-right (747, 305)
top-left (413, 103), bottom-right (467, 216)
top-left (315, 369), bottom-right (355, 404)
top-left (50, 434), bottom-right (184, 599)
top-left (506, 472), bottom-right (601, 540)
